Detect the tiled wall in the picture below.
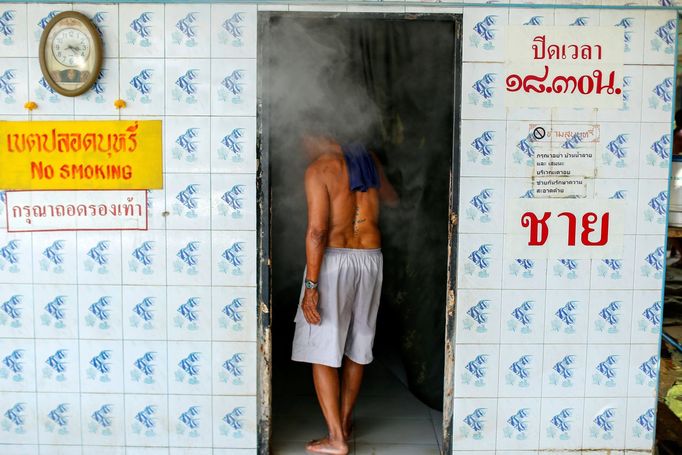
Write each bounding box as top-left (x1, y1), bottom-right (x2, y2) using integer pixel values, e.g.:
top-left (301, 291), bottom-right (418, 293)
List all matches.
top-left (0, 1), bottom-right (676, 455)
top-left (0, 2), bottom-right (258, 454)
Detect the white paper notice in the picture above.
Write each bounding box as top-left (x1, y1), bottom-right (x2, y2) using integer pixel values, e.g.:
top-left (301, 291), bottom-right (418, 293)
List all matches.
top-left (6, 190), bottom-right (148, 232)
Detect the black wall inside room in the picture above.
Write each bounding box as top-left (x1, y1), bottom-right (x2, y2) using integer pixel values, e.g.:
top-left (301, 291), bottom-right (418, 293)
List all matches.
top-left (263, 13), bottom-right (455, 409)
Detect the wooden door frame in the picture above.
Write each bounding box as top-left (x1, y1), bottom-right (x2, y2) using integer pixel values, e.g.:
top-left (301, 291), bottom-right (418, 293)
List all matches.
top-left (255, 12), bottom-right (462, 455)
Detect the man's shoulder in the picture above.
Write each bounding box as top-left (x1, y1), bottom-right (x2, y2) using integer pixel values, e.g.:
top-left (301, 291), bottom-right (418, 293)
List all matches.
top-left (307, 153), bottom-right (343, 174)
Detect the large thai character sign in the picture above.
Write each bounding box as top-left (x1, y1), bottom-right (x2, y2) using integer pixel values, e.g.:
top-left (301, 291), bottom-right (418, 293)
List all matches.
top-left (507, 199), bottom-right (625, 259)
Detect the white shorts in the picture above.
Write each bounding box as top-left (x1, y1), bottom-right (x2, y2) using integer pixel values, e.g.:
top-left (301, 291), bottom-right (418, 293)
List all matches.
top-left (291, 247), bottom-right (383, 368)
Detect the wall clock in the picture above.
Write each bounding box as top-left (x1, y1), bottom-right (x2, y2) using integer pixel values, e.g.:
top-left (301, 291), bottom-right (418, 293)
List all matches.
top-left (38, 11), bottom-right (103, 97)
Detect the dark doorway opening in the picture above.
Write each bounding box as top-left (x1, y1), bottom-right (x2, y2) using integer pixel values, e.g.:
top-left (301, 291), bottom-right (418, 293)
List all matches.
top-left (258, 12), bottom-right (459, 454)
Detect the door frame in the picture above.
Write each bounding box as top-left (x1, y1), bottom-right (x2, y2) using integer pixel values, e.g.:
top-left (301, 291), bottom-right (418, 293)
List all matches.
top-left (256, 11), bottom-right (462, 455)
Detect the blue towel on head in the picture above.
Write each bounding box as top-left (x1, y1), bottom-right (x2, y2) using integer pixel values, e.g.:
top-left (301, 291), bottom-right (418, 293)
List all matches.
top-left (341, 142), bottom-right (380, 192)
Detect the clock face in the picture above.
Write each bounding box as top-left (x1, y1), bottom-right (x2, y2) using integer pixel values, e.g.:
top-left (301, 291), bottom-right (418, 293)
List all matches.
top-left (51, 28), bottom-right (91, 68)
top-left (39, 12), bottom-right (103, 97)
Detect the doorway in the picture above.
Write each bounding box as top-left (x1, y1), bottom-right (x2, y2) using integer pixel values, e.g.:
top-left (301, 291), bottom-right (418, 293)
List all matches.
top-left (257, 12), bottom-right (460, 454)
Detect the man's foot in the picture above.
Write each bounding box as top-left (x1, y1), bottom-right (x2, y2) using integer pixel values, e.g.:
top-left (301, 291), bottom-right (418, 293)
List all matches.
top-left (305, 436), bottom-right (349, 454)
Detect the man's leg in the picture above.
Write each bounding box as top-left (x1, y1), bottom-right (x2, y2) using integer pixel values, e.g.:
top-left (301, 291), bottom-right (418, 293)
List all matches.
top-left (340, 355), bottom-right (364, 439)
top-left (306, 363), bottom-right (349, 454)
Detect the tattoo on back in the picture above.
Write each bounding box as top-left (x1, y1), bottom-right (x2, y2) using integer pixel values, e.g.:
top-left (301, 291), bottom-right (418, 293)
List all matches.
top-left (353, 205), bottom-right (366, 236)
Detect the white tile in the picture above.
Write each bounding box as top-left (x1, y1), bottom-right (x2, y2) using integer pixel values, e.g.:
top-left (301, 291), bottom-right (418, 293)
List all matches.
top-left (32, 232), bottom-right (77, 284)
top-left (554, 9), bottom-right (600, 26)
top-left (0, 392), bottom-right (37, 444)
top-left (508, 8), bottom-right (555, 27)
top-left (546, 257), bottom-right (591, 290)
top-left (212, 230), bottom-right (257, 287)
top-left (120, 59), bottom-right (165, 116)
top-left (0, 58), bottom-right (29, 115)
top-left (167, 286), bottom-right (212, 341)
top-left (165, 59), bottom-right (211, 116)
top-left (212, 341), bottom-right (257, 395)
top-left (600, 10), bottom-right (645, 65)
top-left (582, 397), bottom-right (626, 449)
top-left (584, 344), bottom-right (630, 397)
top-left (76, 231), bottom-right (122, 285)
top-left (454, 344), bottom-right (500, 398)
top-left (638, 122), bottom-right (671, 179)
top-left (459, 177), bottom-right (505, 234)
top-left (633, 235), bottom-right (666, 289)
top-left (596, 65), bottom-right (643, 123)
top-left (165, 4), bottom-right (211, 58)
top-left (460, 120), bottom-right (507, 177)
top-left (165, 116), bottom-right (211, 173)
top-left (35, 338), bottom-right (79, 393)
top-left (165, 173), bottom-right (211, 230)
top-left (27, 4), bottom-right (71, 58)
top-left (0, 338), bottom-right (35, 392)
top-left (457, 233), bottom-right (503, 289)
top-left (75, 58), bottom-right (120, 116)
top-left (587, 290), bottom-right (634, 344)
top-left (497, 343), bottom-right (543, 397)
top-left (502, 256), bottom-right (547, 290)
top-left (455, 289), bottom-right (502, 344)
top-left (461, 63), bottom-right (506, 120)
top-left (590, 236), bottom-right (636, 290)
top-left (122, 285), bottom-right (167, 341)
top-left (635, 178), bottom-right (668, 235)
top-left (166, 230), bottom-right (211, 286)
top-left (212, 395), bottom-right (257, 449)
top-left (543, 289), bottom-right (590, 344)
top-left (79, 339), bottom-right (124, 393)
top-left (0, 232), bottom-right (31, 284)
top-left (210, 116), bottom-right (257, 173)
top-left (0, 5), bottom-right (28, 58)
top-left (119, 4), bottom-right (164, 58)
top-left (78, 285), bottom-right (122, 340)
top-left (628, 344), bottom-right (659, 398)
top-left (37, 393), bottom-right (82, 445)
top-left (539, 397), bottom-right (584, 449)
top-left (630, 290), bottom-right (663, 344)
top-left (211, 286), bottom-right (257, 342)
top-left (0, 284), bottom-right (33, 338)
top-left (500, 289), bottom-right (545, 344)
top-left (167, 341), bottom-right (211, 395)
top-left (80, 393), bottom-right (125, 446)
top-left (496, 397), bottom-right (541, 450)
top-left (168, 394), bottom-right (212, 447)
top-left (462, 8), bottom-right (508, 63)
top-left (124, 393), bottom-right (169, 447)
top-left (123, 340), bottom-right (168, 395)
top-left (211, 4), bottom-right (257, 59)
top-left (595, 123), bottom-right (641, 179)
top-left (33, 285), bottom-right (78, 339)
top-left (624, 397), bottom-right (656, 450)
top-left (211, 173), bottom-right (257, 231)
top-left (210, 58), bottom-right (257, 117)
top-left (641, 65), bottom-right (675, 123)
top-left (122, 230), bottom-right (167, 286)
top-left (542, 344), bottom-right (587, 397)
top-left (452, 398), bottom-right (498, 450)
top-left (593, 178), bottom-right (638, 235)
top-left (643, 9), bottom-right (677, 65)
top-left (75, 4), bottom-right (119, 59)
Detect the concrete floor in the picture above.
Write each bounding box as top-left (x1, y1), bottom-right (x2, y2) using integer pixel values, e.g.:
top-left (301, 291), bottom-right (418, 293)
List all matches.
top-left (271, 357), bottom-right (443, 454)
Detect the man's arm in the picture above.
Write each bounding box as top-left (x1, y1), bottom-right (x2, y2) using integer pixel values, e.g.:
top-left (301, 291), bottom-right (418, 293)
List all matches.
top-left (371, 152), bottom-right (399, 208)
top-left (301, 163), bottom-right (329, 325)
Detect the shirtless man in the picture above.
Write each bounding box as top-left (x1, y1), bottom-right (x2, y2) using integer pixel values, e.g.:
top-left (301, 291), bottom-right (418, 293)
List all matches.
top-left (291, 133), bottom-right (398, 454)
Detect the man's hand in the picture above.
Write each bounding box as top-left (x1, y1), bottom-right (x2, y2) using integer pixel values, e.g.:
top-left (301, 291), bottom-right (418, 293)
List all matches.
top-left (301, 288), bottom-right (321, 325)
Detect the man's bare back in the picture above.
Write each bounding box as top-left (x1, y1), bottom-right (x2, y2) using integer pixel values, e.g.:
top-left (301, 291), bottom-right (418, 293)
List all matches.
top-left (307, 149), bottom-right (381, 249)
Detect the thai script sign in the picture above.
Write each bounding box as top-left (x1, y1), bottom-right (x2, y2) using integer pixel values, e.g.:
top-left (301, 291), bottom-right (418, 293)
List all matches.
top-left (5, 190), bottom-right (148, 232)
top-left (505, 27), bottom-right (624, 108)
top-left (505, 199), bottom-right (625, 259)
top-left (0, 120), bottom-right (162, 190)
